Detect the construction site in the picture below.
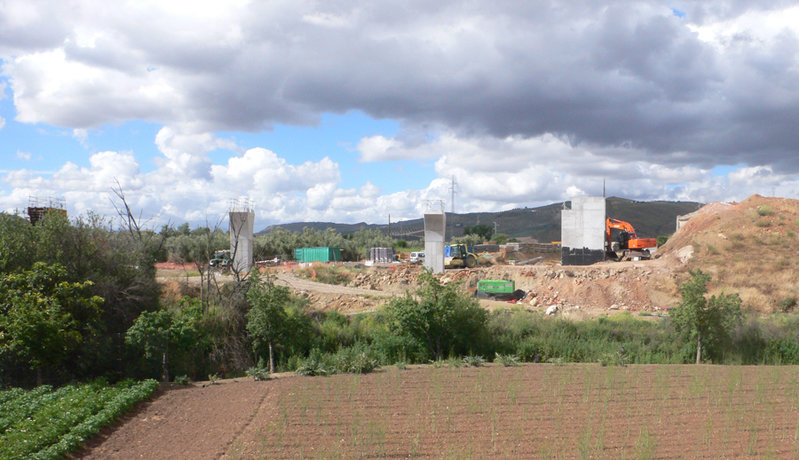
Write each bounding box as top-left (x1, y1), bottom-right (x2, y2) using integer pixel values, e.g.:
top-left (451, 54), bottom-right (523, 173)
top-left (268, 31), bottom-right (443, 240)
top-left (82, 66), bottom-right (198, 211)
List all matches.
top-left (158, 194), bottom-right (798, 318)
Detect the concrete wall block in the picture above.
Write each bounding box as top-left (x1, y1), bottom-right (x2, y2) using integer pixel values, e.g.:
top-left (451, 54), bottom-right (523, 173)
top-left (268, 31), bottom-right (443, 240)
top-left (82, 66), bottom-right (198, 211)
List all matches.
top-left (561, 196), bottom-right (605, 265)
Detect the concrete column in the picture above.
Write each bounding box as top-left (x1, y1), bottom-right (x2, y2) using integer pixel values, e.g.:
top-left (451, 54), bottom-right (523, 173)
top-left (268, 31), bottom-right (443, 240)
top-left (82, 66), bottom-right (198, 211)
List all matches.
top-left (229, 209), bottom-right (254, 273)
top-left (423, 202), bottom-right (446, 274)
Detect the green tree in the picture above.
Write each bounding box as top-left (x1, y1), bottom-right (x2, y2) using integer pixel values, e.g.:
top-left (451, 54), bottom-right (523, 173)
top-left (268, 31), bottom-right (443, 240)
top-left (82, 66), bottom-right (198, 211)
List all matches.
top-left (493, 233), bottom-right (509, 245)
top-left (464, 224), bottom-right (494, 242)
top-left (125, 304), bottom-right (203, 382)
top-left (671, 270), bottom-right (742, 363)
top-left (387, 272), bottom-right (488, 360)
top-left (0, 213), bottom-right (35, 273)
top-left (0, 263), bottom-right (103, 384)
top-left (246, 276), bottom-right (291, 373)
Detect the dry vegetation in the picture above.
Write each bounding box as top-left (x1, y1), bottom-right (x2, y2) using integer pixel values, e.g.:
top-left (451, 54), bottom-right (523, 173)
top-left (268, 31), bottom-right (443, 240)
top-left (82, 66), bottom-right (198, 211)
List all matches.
top-left (659, 195), bottom-right (799, 312)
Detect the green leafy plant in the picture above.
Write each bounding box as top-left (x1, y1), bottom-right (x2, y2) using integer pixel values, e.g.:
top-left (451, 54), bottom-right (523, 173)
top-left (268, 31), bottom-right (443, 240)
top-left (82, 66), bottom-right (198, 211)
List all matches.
top-left (757, 205), bottom-right (773, 216)
top-left (296, 350), bottom-right (330, 376)
top-left (463, 355), bottom-right (485, 367)
top-left (174, 375), bottom-right (190, 385)
top-left (246, 365), bottom-right (271, 381)
top-left (208, 373), bottom-right (220, 384)
top-left (779, 297), bottom-right (797, 313)
top-left (0, 379), bottom-right (158, 460)
top-left (495, 353), bottom-right (520, 367)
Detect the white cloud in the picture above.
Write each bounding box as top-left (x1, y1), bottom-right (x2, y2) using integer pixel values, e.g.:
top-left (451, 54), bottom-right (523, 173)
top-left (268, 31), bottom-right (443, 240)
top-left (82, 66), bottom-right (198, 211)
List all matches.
top-left (0, 116), bottom-right (5, 129)
top-left (2, 1), bottom-right (799, 226)
top-left (16, 150), bottom-right (30, 160)
top-left (2, 1), bottom-right (799, 169)
top-left (72, 128), bottom-right (87, 146)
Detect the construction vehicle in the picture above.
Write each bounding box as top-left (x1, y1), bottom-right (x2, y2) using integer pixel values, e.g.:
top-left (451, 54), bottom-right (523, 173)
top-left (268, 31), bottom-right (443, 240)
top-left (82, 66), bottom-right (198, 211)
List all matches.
top-left (474, 279), bottom-right (526, 300)
top-left (209, 250), bottom-right (230, 268)
top-left (444, 244), bottom-right (477, 268)
top-left (605, 218), bottom-right (657, 261)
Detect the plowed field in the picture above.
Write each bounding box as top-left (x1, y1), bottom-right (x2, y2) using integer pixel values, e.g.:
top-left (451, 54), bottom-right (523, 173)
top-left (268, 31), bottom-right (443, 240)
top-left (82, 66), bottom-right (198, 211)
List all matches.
top-left (82, 364), bottom-right (799, 458)
top-left (226, 364), bottom-right (799, 459)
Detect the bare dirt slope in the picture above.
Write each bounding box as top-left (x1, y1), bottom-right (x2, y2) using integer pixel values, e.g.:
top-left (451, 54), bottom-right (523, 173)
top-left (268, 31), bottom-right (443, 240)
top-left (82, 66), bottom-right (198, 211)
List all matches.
top-left (657, 194), bottom-right (799, 312)
top-left (77, 379), bottom-right (273, 460)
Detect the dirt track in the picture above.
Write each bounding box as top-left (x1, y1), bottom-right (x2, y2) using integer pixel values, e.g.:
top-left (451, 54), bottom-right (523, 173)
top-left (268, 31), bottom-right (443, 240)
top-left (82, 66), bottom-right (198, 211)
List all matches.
top-left (273, 272), bottom-right (394, 298)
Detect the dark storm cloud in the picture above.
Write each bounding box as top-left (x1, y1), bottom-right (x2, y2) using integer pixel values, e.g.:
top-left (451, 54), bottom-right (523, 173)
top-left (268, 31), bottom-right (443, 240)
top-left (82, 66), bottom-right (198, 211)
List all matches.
top-left (3, 0), bottom-right (799, 170)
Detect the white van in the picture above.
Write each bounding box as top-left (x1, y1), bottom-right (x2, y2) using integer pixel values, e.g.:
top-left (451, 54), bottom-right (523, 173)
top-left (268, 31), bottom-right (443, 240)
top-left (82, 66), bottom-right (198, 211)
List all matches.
top-left (409, 251), bottom-right (425, 264)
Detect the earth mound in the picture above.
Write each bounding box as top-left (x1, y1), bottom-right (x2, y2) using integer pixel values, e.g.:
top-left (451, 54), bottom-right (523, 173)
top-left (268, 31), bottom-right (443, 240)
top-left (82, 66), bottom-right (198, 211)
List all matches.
top-left (659, 194), bottom-right (799, 312)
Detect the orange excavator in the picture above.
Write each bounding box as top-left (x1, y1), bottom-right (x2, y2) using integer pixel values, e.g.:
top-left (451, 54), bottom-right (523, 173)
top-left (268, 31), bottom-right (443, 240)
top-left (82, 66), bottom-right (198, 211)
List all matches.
top-left (605, 218), bottom-right (657, 261)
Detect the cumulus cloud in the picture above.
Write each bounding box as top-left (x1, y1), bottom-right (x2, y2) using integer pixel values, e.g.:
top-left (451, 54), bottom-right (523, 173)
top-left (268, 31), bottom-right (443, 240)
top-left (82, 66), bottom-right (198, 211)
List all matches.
top-left (1, 1), bottom-right (798, 171)
top-left (2, 1), bottom-right (799, 226)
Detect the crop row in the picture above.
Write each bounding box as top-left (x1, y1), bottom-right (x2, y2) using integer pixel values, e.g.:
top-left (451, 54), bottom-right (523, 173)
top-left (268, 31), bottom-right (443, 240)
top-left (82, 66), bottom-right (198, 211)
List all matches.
top-left (0, 379), bottom-right (159, 460)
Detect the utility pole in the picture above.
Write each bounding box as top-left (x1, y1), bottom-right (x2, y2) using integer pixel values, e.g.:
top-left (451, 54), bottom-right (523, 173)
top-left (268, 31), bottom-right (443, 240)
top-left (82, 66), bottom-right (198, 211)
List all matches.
top-left (449, 176), bottom-right (457, 214)
top-left (388, 213), bottom-right (391, 237)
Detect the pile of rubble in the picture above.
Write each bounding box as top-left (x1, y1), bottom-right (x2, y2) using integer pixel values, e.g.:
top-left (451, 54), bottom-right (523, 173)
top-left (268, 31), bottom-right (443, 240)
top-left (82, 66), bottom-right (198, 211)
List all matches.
top-left (347, 265), bottom-right (421, 293)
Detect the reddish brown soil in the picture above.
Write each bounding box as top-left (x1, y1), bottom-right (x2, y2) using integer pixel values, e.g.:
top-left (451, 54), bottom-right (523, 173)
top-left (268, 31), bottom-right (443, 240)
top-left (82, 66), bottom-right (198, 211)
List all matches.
top-left (78, 379), bottom-right (272, 460)
top-left (80, 365), bottom-right (799, 459)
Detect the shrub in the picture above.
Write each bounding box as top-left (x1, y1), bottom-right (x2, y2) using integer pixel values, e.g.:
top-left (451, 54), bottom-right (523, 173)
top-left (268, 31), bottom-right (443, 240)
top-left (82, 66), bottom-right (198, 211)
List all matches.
top-left (463, 355), bottom-right (485, 367)
top-left (387, 272), bottom-right (489, 360)
top-left (331, 343), bottom-right (380, 374)
top-left (495, 353), bottom-right (520, 367)
top-left (246, 365), bottom-right (271, 381)
top-left (757, 205), bottom-right (773, 216)
top-left (173, 375), bottom-right (190, 385)
top-left (296, 349), bottom-right (331, 376)
top-left (598, 347), bottom-right (628, 367)
top-left (779, 297), bottom-right (797, 313)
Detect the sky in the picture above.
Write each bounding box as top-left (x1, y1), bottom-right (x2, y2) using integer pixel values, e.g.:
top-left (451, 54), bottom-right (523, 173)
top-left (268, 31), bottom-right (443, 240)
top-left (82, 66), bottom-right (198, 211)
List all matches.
top-left (1, 1), bottom-right (799, 230)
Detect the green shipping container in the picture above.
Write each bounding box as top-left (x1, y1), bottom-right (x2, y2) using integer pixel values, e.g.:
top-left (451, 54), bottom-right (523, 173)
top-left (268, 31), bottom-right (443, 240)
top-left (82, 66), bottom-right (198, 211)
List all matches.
top-left (477, 279), bottom-right (515, 294)
top-left (294, 247), bottom-right (342, 263)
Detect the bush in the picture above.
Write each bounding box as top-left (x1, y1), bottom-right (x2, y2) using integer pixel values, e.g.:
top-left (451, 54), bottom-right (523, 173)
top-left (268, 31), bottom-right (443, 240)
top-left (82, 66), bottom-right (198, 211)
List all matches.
top-left (495, 353), bottom-right (520, 367)
top-left (297, 266), bottom-right (353, 285)
top-left (296, 349), bottom-right (331, 376)
top-left (387, 272), bottom-right (489, 360)
top-left (757, 205), bottom-right (773, 216)
top-left (463, 355), bottom-right (485, 367)
top-left (246, 364), bottom-right (271, 381)
top-left (779, 297), bottom-right (797, 312)
top-left (331, 343), bottom-right (380, 374)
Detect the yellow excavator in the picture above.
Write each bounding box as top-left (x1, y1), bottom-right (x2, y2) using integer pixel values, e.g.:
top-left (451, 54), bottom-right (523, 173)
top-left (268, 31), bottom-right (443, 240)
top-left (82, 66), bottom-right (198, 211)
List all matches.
top-left (444, 244), bottom-right (477, 269)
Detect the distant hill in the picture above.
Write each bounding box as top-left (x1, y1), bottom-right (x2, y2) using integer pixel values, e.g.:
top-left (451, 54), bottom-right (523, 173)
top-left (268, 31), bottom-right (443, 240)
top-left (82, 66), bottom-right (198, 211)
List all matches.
top-left (259, 197), bottom-right (703, 242)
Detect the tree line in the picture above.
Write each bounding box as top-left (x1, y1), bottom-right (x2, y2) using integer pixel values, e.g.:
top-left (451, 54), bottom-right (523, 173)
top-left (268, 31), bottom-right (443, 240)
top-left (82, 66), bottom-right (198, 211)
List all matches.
top-left (1, 208), bottom-right (796, 389)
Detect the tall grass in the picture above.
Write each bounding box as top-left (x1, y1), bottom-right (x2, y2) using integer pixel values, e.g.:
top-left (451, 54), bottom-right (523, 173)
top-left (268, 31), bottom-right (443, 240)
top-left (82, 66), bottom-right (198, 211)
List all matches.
top-left (267, 308), bottom-right (799, 372)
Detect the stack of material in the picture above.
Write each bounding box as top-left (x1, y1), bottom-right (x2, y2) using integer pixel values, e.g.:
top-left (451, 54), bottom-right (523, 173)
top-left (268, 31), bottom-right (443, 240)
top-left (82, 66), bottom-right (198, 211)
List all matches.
top-left (370, 247), bottom-right (394, 263)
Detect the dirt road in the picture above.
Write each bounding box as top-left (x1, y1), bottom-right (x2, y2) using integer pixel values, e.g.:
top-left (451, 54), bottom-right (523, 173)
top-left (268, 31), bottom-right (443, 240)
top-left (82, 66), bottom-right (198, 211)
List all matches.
top-left (272, 272), bottom-right (394, 298)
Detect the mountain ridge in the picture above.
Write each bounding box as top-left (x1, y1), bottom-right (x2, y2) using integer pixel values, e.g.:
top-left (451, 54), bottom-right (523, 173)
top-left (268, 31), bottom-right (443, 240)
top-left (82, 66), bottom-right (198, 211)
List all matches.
top-left (258, 197), bottom-right (704, 242)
